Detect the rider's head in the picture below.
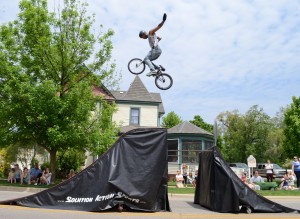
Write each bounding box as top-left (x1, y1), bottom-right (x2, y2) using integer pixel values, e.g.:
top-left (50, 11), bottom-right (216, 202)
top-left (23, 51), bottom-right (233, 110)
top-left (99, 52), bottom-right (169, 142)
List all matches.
top-left (139, 30), bottom-right (147, 39)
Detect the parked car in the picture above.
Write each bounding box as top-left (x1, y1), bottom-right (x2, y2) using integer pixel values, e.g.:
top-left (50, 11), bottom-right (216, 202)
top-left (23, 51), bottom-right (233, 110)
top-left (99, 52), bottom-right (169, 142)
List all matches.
top-left (253, 163), bottom-right (287, 178)
top-left (230, 163), bottom-right (250, 178)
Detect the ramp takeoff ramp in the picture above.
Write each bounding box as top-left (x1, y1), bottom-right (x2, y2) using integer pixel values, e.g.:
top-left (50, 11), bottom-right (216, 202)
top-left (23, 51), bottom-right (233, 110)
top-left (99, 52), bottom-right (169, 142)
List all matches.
top-left (194, 146), bottom-right (299, 214)
top-left (0, 128), bottom-right (170, 212)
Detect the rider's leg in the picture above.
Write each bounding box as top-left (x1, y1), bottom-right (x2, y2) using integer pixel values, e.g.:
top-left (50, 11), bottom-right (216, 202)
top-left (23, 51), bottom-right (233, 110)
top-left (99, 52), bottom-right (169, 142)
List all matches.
top-left (144, 47), bottom-right (162, 73)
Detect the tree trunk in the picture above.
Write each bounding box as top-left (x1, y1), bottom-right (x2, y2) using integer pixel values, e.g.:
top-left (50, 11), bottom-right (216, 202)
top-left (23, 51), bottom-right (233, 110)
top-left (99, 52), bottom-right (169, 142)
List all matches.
top-left (49, 149), bottom-right (57, 183)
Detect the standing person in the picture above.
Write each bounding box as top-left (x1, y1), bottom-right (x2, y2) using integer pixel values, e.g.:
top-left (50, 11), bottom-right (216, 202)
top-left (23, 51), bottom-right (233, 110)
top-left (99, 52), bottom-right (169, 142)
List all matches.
top-left (181, 163), bottom-right (188, 188)
top-left (292, 156), bottom-right (300, 188)
top-left (175, 170), bottom-right (184, 188)
top-left (139, 13), bottom-right (167, 77)
top-left (265, 160), bottom-right (273, 182)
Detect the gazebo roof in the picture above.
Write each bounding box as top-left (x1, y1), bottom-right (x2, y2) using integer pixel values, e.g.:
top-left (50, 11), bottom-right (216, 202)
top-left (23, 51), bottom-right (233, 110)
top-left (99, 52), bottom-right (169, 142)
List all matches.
top-left (168, 121), bottom-right (213, 136)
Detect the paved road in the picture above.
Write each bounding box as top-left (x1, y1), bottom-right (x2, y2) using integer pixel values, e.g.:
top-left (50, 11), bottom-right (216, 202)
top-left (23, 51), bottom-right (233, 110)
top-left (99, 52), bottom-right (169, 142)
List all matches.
top-left (0, 190), bottom-right (299, 219)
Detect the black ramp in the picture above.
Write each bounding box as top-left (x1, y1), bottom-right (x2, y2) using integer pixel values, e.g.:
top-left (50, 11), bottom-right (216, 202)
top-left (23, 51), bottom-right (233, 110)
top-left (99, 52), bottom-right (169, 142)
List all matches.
top-left (194, 146), bottom-right (300, 213)
top-left (0, 128), bottom-right (170, 212)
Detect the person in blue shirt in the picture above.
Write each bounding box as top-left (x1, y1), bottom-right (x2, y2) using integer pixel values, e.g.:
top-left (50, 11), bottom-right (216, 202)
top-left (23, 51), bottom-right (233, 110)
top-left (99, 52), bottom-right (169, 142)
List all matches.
top-left (30, 163), bottom-right (42, 185)
top-left (292, 156), bottom-right (300, 188)
top-left (139, 13), bottom-right (167, 77)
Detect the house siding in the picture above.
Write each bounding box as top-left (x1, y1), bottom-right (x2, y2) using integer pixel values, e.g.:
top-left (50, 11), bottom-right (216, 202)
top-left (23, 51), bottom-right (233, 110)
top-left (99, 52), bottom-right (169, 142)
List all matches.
top-left (113, 103), bottom-right (158, 127)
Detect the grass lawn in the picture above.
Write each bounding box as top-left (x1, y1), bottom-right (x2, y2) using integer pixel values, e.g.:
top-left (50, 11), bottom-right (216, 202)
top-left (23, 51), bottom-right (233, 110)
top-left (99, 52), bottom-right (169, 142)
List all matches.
top-left (0, 178), bottom-right (57, 189)
top-left (167, 182), bottom-right (300, 196)
top-left (1, 178), bottom-right (299, 196)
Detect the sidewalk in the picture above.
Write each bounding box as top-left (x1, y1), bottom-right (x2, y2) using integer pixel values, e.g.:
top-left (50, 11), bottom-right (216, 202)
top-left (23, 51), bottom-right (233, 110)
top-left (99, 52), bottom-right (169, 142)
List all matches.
top-left (0, 185), bottom-right (46, 193)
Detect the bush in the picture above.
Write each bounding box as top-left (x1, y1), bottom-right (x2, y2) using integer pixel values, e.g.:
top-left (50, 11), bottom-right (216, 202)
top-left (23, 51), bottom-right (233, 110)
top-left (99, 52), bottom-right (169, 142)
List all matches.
top-left (56, 148), bottom-right (86, 179)
top-left (41, 162), bottom-right (50, 171)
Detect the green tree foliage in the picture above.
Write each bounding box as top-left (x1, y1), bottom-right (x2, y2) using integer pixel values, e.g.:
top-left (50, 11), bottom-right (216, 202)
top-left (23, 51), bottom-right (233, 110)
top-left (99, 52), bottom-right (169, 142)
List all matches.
top-left (0, 148), bottom-right (16, 177)
top-left (0, 0), bottom-right (119, 180)
top-left (283, 96), bottom-right (300, 157)
top-left (217, 106), bottom-right (273, 163)
top-left (189, 115), bottom-right (213, 133)
top-left (56, 148), bottom-right (86, 178)
top-left (265, 107), bottom-right (287, 163)
top-left (161, 111), bottom-right (183, 128)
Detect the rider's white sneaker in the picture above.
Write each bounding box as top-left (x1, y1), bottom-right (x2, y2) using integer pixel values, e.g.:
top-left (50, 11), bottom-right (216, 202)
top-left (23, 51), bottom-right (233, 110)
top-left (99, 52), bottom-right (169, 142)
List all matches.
top-left (146, 70), bottom-right (156, 77)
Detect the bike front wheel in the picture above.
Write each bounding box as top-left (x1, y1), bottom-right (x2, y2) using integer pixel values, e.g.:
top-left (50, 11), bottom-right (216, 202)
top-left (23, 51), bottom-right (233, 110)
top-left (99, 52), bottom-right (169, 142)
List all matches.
top-left (155, 73), bottom-right (173, 90)
top-left (128, 58), bottom-right (145, 75)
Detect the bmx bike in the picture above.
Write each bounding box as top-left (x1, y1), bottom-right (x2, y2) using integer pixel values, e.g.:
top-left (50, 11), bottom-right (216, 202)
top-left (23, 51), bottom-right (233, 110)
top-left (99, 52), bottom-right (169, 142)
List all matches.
top-left (128, 58), bottom-right (173, 90)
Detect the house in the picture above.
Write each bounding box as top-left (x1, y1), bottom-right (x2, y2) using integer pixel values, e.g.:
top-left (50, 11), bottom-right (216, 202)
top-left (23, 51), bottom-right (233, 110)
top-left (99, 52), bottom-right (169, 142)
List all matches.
top-left (91, 77), bottom-right (215, 180)
top-left (85, 75), bottom-right (164, 166)
top-left (111, 76), bottom-right (165, 133)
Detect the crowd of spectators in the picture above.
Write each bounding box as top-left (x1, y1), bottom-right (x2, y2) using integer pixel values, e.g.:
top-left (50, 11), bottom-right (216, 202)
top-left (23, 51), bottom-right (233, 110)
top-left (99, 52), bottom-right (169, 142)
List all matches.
top-left (6, 163), bottom-right (52, 185)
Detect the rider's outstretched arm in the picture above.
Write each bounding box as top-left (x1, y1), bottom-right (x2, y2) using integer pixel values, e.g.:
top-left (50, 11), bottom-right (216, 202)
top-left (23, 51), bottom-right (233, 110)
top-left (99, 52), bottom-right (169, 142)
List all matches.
top-left (149, 13), bottom-right (167, 36)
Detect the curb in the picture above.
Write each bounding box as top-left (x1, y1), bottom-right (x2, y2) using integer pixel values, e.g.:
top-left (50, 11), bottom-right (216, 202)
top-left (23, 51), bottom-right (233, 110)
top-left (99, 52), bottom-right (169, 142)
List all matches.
top-left (0, 186), bottom-right (46, 193)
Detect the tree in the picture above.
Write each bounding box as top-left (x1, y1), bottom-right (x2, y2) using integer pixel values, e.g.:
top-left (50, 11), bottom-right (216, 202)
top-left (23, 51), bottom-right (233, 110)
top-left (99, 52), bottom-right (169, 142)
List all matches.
top-left (265, 107), bottom-right (287, 163)
top-left (189, 115), bottom-right (213, 133)
top-left (0, 0), bottom-right (119, 180)
top-left (217, 106), bottom-right (273, 163)
top-left (217, 110), bottom-right (245, 162)
top-left (161, 111), bottom-right (183, 128)
top-left (283, 96), bottom-right (300, 157)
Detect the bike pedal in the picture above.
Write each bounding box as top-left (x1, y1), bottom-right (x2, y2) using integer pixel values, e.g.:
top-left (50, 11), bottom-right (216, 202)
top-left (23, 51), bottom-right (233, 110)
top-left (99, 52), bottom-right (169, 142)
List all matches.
top-left (159, 65), bottom-right (165, 71)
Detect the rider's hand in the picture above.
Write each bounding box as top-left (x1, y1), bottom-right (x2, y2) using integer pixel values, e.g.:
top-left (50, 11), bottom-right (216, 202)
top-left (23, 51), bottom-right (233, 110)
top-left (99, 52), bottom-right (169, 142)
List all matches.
top-left (163, 13), bottom-right (167, 21)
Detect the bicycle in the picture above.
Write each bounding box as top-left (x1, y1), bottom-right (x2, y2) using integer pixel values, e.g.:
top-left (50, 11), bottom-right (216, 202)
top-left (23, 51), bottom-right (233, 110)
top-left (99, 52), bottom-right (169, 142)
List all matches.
top-left (128, 58), bottom-right (173, 90)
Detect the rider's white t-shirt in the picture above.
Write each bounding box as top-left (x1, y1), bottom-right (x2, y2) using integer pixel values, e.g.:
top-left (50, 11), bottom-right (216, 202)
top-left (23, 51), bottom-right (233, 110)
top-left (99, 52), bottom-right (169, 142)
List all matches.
top-left (148, 33), bottom-right (158, 48)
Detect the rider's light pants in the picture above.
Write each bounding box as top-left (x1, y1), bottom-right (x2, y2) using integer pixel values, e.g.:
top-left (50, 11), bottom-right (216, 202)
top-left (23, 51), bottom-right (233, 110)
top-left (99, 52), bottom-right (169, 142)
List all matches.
top-left (144, 46), bottom-right (162, 71)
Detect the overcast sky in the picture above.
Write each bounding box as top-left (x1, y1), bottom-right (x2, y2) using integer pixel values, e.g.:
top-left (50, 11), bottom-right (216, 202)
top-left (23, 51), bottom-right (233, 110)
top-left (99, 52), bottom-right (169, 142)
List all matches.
top-left (1, 0), bottom-right (300, 124)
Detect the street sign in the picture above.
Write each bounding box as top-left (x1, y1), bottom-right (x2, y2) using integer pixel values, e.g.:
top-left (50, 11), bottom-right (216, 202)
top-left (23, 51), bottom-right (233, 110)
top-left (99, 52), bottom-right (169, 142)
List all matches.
top-left (247, 155), bottom-right (256, 168)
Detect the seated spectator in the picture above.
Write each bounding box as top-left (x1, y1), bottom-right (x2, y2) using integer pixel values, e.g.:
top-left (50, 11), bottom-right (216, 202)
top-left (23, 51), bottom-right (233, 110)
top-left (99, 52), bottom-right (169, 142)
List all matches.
top-left (280, 174), bottom-right (289, 190)
top-left (241, 172), bottom-right (254, 189)
top-left (194, 172), bottom-right (198, 187)
top-left (40, 168), bottom-right (52, 185)
top-left (67, 169), bottom-right (75, 179)
top-left (30, 163), bottom-right (42, 185)
top-left (187, 172), bottom-right (195, 187)
top-left (250, 171), bottom-right (264, 190)
top-left (21, 167), bottom-right (31, 185)
top-left (14, 164), bottom-right (22, 183)
top-left (7, 168), bottom-right (16, 183)
top-left (287, 171), bottom-right (295, 189)
top-left (175, 170), bottom-right (184, 188)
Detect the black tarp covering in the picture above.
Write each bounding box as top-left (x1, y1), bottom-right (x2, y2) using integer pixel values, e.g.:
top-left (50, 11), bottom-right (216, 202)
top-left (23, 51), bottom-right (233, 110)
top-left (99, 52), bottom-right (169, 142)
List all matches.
top-left (194, 146), bottom-right (299, 213)
top-left (0, 128), bottom-right (170, 212)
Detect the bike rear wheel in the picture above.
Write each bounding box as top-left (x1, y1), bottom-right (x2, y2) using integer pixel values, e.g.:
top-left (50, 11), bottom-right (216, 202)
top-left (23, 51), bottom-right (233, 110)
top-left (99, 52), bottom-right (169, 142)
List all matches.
top-left (128, 58), bottom-right (145, 75)
top-left (155, 73), bottom-right (173, 90)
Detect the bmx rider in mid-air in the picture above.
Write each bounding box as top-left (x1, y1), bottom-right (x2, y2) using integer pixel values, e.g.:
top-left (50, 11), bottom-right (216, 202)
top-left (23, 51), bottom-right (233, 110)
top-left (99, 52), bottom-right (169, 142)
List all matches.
top-left (139, 13), bottom-right (167, 77)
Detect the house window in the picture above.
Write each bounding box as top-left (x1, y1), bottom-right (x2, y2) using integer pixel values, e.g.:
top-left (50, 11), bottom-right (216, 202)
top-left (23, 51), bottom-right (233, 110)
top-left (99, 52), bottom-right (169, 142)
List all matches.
top-left (167, 139), bottom-right (178, 162)
top-left (182, 140), bottom-right (202, 163)
top-left (130, 108), bottom-right (140, 125)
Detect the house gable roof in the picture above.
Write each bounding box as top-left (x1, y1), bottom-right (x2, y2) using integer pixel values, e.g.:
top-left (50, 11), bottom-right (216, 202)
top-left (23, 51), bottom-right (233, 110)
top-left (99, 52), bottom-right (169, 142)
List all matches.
top-left (92, 85), bottom-right (115, 101)
top-left (111, 76), bottom-right (165, 114)
top-left (111, 76), bottom-right (159, 103)
top-left (168, 121), bottom-right (213, 136)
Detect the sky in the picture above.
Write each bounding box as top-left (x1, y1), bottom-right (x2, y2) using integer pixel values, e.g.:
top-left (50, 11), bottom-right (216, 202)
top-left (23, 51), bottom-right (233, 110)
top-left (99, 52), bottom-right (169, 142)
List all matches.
top-left (1, 0), bottom-right (300, 124)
